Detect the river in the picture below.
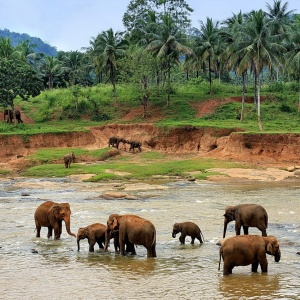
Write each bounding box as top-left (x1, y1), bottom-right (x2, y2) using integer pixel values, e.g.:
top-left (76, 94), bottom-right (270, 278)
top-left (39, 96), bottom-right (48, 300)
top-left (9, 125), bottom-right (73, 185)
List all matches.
top-left (0, 177), bottom-right (299, 299)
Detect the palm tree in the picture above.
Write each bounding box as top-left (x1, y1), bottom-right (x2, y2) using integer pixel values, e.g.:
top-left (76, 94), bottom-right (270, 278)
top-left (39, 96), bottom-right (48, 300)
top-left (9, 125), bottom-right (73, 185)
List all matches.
top-left (147, 14), bottom-right (192, 106)
top-left (39, 56), bottom-right (62, 89)
top-left (285, 29), bottom-right (300, 111)
top-left (62, 51), bottom-right (84, 85)
top-left (237, 9), bottom-right (286, 130)
top-left (193, 18), bottom-right (220, 96)
top-left (93, 28), bottom-right (127, 104)
top-left (0, 37), bottom-right (18, 60)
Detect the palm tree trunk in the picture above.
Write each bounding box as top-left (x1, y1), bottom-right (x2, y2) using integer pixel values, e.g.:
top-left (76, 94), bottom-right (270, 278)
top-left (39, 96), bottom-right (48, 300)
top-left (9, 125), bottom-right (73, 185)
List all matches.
top-left (298, 77), bottom-right (300, 113)
top-left (240, 71), bottom-right (246, 122)
top-left (257, 73), bottom-right (263, 131)
top-left (208, 56), bottom-right (212, 96)
top-left (166, 60), bottom-right (171, 107)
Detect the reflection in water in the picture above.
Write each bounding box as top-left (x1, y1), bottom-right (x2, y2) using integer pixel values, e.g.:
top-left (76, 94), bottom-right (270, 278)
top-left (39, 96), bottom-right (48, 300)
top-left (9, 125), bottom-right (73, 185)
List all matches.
top-left (0, 178), bottom-right (299, 299)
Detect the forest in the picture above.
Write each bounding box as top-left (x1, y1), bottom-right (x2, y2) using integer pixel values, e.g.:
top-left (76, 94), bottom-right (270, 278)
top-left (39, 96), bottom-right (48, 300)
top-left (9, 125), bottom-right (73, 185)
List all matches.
top-left (0, 0), bottom-right (300, 132)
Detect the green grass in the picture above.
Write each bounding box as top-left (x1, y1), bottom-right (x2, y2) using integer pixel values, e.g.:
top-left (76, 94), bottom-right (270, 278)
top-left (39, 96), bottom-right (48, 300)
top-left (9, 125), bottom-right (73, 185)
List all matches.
top-left (21, 149), bottom-right (244, 181)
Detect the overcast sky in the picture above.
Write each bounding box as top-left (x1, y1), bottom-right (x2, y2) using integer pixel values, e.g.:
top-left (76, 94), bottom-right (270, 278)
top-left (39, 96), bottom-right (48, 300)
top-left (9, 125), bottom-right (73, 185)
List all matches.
top-left (0, 0), bottom-right (299, 52)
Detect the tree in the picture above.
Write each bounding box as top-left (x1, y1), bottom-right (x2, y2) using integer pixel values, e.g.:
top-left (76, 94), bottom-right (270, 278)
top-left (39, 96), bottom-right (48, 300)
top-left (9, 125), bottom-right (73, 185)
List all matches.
top-left (147, 14), bottom-right (192, 106)
top-left (39, 56), bottom-right (63, 89)
top-left (0, 58), bottom-right (43, 123)
top-left (93, 28), bottom-right (128, 105)
top-left (238, 10), bottom-right (286, 130)
top-left (193, 18), bottom-right (220, 96)
top-left (119, 46), bottom-right (157, 117)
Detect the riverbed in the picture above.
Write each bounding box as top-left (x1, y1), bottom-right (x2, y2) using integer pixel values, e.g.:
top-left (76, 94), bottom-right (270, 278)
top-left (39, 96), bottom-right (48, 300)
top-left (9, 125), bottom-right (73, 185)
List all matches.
top-left (0, 177), bottom-right (299, 299)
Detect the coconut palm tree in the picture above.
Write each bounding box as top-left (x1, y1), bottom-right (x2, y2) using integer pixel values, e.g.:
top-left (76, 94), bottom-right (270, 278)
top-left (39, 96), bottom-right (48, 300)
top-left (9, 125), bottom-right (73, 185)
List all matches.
top-left (39, 56), bottom-right (63, 89)
top-left (147, 14), bottom-right (192, 106)
top-left (93, 28), bottom-right (128, 105)
top-left (193, 17), bottom-right (220, 96)
top-left (236, 9), bottom-right (286, 130)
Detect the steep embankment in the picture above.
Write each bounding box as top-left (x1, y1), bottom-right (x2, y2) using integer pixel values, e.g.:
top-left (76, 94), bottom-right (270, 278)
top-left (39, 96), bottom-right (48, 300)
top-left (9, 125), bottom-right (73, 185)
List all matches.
top-left (1, 124), bottom-right (300, 169)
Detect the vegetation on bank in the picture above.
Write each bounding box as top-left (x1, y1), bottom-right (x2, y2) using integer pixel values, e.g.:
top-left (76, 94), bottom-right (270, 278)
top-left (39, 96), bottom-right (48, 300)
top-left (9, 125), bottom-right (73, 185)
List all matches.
top-left (21, 147), bottom-right (243, 181)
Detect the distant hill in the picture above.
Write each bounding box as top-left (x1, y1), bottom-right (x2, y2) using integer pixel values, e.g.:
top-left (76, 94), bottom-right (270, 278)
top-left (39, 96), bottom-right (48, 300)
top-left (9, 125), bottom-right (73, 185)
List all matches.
top-left (0, 28), bottom-right (58, 56)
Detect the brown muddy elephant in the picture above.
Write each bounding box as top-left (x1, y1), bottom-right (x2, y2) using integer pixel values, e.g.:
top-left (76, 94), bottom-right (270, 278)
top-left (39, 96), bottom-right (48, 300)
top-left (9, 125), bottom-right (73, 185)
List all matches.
top-left (64, 151), bottom-right (76, 168)
top-left (223, 204), bottom-right (268, 238)
top-left (108, 136), bottom-right (127, 150)
top-left (128, 140), bottom-right (142, 152)
top-left (105, 214), bottom-right (156, 257)
top-left (4, 109), bottom-right (23, 123)
top-left (172, 222), bottom-right (204, 244)
top-left (77, 223), bottom-right (106, 252)
top-left (218, 235), bottom-right (281, 275)
top-left (34, 201), bottom-right (76, 240)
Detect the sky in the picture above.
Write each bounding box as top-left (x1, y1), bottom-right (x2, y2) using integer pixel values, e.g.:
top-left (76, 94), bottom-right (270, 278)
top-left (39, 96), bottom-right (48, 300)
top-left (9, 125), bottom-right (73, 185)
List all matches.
top-left (0, 0), bottom-right (299, 52)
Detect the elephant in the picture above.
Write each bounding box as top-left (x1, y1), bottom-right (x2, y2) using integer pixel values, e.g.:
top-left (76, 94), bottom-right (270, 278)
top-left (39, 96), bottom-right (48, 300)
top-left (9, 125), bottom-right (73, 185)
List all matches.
top-left (172, 222), bottom-right (204, 244)
top-left (128, 140), bottom-right (142, 152)
top-left (77, 223), bottom-right (106, 252)
top-left (4, 109), bottom-right (23, 123)
top-left (104, 214), bottom-right (156, 257)
top-left (223, 204), bottom-right (268, 238)
top-left (109, 229), bottom-right (136, 254)
top-left (34, 201), bottom-right (76, 240)
top-left (108, 136), bottom-right (127, 150)
top-left (218, 235), bottom-right (281, 275)
top-left (64, 151), bottom-right (76, 168)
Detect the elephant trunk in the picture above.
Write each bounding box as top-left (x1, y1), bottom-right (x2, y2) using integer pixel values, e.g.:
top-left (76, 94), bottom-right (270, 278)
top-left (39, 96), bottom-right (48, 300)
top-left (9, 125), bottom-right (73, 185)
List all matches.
top-left (64, 217), bottom-right (76, 238)
top-left (172, 231), bottom-right (176, 238)
top-left (77, 239), bottom-right (81, 251)
top-left (274, 251), bottom-right (281, 262)
top-left (223, 220), bottom-right (228, 238)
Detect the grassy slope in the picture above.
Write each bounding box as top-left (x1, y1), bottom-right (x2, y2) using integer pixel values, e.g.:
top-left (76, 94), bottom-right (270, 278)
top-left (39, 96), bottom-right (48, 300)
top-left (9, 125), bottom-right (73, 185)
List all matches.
top-left (1, 80), bottom-right (299, 180)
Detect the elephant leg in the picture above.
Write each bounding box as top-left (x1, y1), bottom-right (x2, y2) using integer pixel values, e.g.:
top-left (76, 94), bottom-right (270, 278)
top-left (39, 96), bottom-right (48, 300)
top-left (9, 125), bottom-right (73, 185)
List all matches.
top-left (223, 262), bottom-right (233, 275)
top-left (235, 223), bottom-right (241, 235)
top-left (261, 228), bottom-right (267, 236)
top-left (126, 242), bottom-right (136, 255)
top-left (243, 226), bottom-right (249, 235)
top-left (119, 238), bottom-right (126, 256)
top-left (191, 236), bottom-right (195, 244)
top-left (259, 257), bottom-right (268, 273)
top-left (114, 238), bottom-right (120, 252)
top-left (35, 221), bottom-right (41, 237)
top-left (47, 226), bottom-right (53, 238)
top-left (89, 240), bottom-right (96, 252)
top-left (252, 261), bottom-right (259, 272)
top-left (179, 233), bottom-right (186, 244)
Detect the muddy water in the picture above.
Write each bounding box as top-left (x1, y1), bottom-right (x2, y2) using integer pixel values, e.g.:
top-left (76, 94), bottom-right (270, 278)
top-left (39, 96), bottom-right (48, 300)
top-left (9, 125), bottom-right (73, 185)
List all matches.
top-left (0, 178), bottom-right (299, 300)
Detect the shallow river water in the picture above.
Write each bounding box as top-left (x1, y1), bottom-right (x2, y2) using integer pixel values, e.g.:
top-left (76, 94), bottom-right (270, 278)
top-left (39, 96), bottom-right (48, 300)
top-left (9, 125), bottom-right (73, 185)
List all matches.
top-left (0, 177), bottom-right (299, 300)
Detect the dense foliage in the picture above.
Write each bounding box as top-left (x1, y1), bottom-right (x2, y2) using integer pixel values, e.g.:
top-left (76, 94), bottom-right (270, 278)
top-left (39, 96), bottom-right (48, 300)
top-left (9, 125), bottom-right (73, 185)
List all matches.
top-left (1, 0), bottom-right (300, 132)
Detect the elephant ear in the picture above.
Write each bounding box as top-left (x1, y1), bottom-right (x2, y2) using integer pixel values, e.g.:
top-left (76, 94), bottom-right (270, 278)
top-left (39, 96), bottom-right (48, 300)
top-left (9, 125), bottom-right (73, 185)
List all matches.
top-left (51, 205), bottom-right (61, 217)
top-left (266, 242), bottom-right (274, 255)
top-left (112, 218), bottom-right (119, 230)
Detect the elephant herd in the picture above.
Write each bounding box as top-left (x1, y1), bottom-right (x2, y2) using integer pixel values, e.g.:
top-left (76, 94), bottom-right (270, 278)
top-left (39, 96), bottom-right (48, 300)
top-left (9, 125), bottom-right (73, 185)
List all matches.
top-left (108, 136), bottom-right (142, 152)
top-left (34, 201), bottom-right (282, 275)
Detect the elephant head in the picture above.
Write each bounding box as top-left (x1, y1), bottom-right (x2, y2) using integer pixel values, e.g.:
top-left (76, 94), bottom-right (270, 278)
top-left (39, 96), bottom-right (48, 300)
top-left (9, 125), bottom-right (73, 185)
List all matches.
top-left (265, 236), bottom-right (281, 262)
top-left (223, 206), bottom-right (235, 238)
top-left (77, 227), bottom-right (88, 251)
top-left (172, 223), bottom-right (182, 238)
top-left (50, 203), bottom-right (76, 238)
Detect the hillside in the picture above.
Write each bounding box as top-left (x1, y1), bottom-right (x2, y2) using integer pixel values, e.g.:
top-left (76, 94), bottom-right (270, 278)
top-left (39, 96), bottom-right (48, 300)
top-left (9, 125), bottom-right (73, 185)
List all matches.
top-left (0, 28), bottom-right (57, 56)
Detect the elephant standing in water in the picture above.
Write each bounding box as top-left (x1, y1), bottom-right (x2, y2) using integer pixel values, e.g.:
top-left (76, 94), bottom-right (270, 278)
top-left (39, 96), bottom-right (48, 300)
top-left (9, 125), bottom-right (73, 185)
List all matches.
top-left (218, 235), bottom-right (281, 275)
top-left (223, 204), bottom-right (268, 238)
top-left (172, 222), bottom-right (204, 244)
top-left (77, 223), bottom-right (106, 252)
top-left (64, 152), bottom-right (76, 168)
top-left (4, 109), bottom-right (23, 123)
top-left (105, 214), bottom-right (156, 257)
top-left (34, 201), bottom-right (76, 240)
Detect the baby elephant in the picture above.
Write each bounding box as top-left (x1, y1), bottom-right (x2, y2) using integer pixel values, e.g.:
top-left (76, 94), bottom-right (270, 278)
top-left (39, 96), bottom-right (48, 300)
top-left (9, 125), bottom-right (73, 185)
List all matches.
top-left (218, 235), bottom-right (281, 275)
top-left (64, 151), bottom-right (76, 168)
top-left (77, 223), bottom-right (107, 252)
top-left (172, 222), bottom-right (204, 244)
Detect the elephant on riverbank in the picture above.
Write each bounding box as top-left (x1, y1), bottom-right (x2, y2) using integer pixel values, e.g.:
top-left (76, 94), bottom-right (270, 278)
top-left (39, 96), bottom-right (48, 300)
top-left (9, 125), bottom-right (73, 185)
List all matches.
top-left (223, 204), bottom-right (268, 238)
top-left (64, 151), bottom-right (76, 168)
top-left (105, 214), bottom-right (156, 257)
top-left (4, 109), bottom-right (23, 123)
top-left (128, 140), bottom-right (142, 152)
top-left (218, 235), bottom-right (281, 275)
top-left (34, 201), bottom-right (76, 240)
top-left (172, 222), bottom-right (204, 244)
top-left (77, 223), bottom-right (106, 252)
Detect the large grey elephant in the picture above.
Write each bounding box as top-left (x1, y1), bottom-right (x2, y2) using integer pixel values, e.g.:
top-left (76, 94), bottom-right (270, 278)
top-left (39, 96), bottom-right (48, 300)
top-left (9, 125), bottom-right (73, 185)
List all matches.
top-left (104, 214), bottom-right (156, 257)
top-left (218, 235), bottom-right (281, 275)
top-left (34, 201), bottom-right (76, 240)
top-left (172, 222), bottom-right (204, 244)
top-left (223, 204), bottom-right (268, 238)
top-left (4, 109), bottom-right (23, 123)
top-left (77, 223), bottom-right (106, 252)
